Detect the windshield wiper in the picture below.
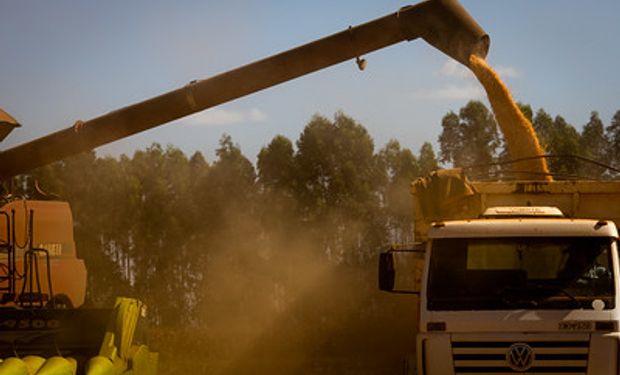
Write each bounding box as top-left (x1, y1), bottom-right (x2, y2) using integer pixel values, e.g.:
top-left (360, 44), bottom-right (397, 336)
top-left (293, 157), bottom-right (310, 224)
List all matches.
top-left (499, 284), bottom-right (582, 309)
top-left (533, 284), bottom-right (582, 309)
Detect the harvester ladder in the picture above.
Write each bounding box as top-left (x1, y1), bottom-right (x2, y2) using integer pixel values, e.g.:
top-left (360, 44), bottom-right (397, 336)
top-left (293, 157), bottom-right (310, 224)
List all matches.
top-left (0, 210), bottom-right (16, 303)
top-left (19, 209), bottom-right (54, 308)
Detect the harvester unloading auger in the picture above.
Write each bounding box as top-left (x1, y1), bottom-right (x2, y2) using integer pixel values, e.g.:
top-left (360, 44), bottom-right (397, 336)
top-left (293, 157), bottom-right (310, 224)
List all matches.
top-left (0, 1), bottom-right (488, 373)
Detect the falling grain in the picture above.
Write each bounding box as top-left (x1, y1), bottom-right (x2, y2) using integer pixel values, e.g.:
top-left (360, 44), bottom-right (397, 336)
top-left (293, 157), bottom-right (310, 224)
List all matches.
top-left (469, 54), bottom-right (551, 181)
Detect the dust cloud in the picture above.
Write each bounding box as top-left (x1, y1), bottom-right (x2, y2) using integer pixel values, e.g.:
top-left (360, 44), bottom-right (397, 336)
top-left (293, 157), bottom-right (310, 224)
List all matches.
top-left (469, 54), bottom-right (551, 180)
top-left (149, 54), bottom-right (554, 373)
top-left (150, 204), bottom-right (417, 374)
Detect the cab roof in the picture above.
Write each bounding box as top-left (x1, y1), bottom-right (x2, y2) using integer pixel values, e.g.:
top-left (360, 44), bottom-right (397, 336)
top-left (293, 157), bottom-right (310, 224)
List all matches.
top-left (428, 218), bottom-right (618, 239)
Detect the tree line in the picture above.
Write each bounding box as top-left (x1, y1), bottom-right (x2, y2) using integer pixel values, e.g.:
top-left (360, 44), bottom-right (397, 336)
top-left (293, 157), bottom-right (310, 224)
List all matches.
top-left (11, 102), bottom-right (620, 373)
top-left (18, 103), bottom-right (620, 326)
top-left (440, 101), bottom-right (620, 179)
top-left (17, 111), bottom-right (434, 326)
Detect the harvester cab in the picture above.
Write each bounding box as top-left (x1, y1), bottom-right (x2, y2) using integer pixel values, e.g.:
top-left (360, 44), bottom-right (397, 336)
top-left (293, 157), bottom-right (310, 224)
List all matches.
top-left (0, 0), bottom-right (489, 373)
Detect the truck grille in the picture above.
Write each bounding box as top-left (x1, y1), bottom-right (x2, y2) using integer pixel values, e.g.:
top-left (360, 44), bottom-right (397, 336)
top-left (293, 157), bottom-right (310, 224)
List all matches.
top-left (451, 339), bottom-right (589, 374)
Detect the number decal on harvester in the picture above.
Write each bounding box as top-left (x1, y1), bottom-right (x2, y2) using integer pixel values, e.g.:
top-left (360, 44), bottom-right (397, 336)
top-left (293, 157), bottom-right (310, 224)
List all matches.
top-left (0, 319), bottom-right (61, 330)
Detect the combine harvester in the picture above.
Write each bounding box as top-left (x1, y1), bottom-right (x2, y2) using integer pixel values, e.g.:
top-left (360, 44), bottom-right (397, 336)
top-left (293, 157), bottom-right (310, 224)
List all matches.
top-left (0, 163), bottom-right (157, 375)
top-left (0, 0), bottom-right (489, 373)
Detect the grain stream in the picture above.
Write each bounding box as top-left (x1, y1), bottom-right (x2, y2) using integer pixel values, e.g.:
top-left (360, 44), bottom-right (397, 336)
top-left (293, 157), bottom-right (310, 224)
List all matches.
top-left (469, 54), bottom-right (551, 181)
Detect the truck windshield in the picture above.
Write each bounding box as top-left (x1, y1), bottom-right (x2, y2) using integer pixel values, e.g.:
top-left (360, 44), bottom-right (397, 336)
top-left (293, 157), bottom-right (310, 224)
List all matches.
top-left (427, 237), bottom-right (615, 310)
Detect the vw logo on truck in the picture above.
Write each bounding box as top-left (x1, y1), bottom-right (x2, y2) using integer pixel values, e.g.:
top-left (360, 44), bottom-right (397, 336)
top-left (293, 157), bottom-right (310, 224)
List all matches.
top-left (507, 343), bottom-right (535, 371)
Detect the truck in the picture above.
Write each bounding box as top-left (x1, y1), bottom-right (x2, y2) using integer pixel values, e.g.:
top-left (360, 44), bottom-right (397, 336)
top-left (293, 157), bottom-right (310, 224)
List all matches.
top-left (380, 169), bottom-right (620, 374)
top-left (1, 0), bottom-right (489, 373)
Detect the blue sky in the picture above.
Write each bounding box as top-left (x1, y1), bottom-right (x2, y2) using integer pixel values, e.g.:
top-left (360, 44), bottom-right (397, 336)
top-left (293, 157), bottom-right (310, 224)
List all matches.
top-left (1, 0), bottom-right (619, 164)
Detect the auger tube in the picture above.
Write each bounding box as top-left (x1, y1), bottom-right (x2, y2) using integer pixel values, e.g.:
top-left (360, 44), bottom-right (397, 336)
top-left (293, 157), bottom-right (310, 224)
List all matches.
top-left (0, 0), bottom-right (488, 179)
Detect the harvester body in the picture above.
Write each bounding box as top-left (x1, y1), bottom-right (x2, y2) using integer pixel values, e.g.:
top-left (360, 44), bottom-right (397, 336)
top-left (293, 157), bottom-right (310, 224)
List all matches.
top-left (0, 200), bottom-right (86, 308)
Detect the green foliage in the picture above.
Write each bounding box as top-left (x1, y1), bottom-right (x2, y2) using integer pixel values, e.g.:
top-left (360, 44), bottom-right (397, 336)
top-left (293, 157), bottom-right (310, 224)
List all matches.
top-left (439, 102), bottom-right (618, 180)
top-left (378, 140), bottom-right (420, 243)
top-left (418, 142), bottom-right (438, 176)
top-left (257, 135), bottom-right (296, 193)
top-left (294, 112), bottom-right (385, 263)
top-left (606, 110), bottom-right (620, 172)
top-left (547, 116), bottom-right (580, 176)
top-left (24, 111), bottom-right (436, 328)
top-left (580, 112), bottom-right (608, 178)
top-left (534, 110), bottom-right (591, 177)
top-left (438, 100), bottom-right (499, 177)
top-left (517, 102), bottom-right (534, 123)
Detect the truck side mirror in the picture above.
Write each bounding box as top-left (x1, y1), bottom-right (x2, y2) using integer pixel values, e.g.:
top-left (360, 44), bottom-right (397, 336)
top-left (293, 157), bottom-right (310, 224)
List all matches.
top-left (379, 253), bottom-right (396, 291)
top-left (378, 244), bottom-right (425, 294)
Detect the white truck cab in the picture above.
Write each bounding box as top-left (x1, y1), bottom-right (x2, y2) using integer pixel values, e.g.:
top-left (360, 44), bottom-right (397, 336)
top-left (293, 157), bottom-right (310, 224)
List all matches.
top-left (379, 172), bottom-right (620, 374)
top-left (418, 214), bottom-right (619, 374)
